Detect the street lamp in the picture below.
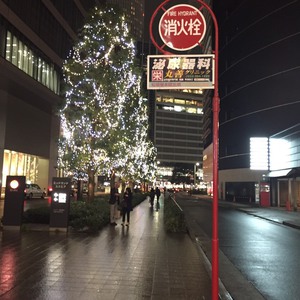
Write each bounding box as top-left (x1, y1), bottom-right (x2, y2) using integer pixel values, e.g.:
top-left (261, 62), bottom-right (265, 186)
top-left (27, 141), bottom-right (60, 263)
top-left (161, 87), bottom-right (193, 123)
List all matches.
top-left (194, 162), bottom-right (200, 185)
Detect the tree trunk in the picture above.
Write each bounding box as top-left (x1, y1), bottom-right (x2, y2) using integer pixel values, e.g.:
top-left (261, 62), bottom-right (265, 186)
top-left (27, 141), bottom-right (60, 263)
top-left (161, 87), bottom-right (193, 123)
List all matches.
top-left (77, 179), bottom-right (83, 200)
top-left (110, 170), bottom-right (116, 188)
top-left (121, 179), bottom-right (126, 198)
top-left (87, 168), bottom-right (95, 202)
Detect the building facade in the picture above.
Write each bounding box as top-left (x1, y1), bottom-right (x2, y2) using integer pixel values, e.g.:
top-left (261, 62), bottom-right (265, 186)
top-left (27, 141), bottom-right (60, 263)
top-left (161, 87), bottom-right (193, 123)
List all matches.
top-left (0, 0), bottom-right (148, 196)
top-left (0, 0), bottom-right (99, 196)
top-left (144, 0), bottom-right (213, 185)
top-left (154, 90), bottom-right (204, 183)
top-left (207, 0), bottom-right (300, 205)
top-left (269, 124), bottom-right (300, 209)
top-left (107, 0), bottom-right (145, 41)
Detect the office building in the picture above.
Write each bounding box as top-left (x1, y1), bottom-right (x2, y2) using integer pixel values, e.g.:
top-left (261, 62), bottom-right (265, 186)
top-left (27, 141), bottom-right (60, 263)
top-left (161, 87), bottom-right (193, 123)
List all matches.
top-left (0, 0), bottom-right (100, 196)
top-left (144, 0), bottom-right (213, 185)
top-left (204, 0), bottom-right (300, 205)
top-left (107, 0), bottom-right (145, 41)
top-left (0, 0), bottom-right (149, 196)
top-left (154, 90), bottom-right (204, 184)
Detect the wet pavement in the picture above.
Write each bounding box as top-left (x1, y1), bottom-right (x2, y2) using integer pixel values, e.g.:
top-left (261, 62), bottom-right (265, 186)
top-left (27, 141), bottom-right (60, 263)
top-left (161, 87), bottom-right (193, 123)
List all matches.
top-left (217, 199), bottom-right (300, 230)
top-left (187, 196), bottom-right (300, 300)
top-left (0, 197), bottom-right (212, 300)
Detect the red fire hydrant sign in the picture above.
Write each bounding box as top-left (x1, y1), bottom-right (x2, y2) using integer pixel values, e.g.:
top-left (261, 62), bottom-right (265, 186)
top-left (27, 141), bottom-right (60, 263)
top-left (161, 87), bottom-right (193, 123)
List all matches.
top-left (159, 4), bottom-right (206, 51)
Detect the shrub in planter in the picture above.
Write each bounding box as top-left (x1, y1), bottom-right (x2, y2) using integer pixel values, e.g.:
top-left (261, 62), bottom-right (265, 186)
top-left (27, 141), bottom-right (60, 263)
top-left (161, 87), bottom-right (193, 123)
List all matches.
top-left (164, 195), bottom-right (186, 233)
top-left (132, 192), bottom-right (147, 207)
top-left (20, 192), bottom-right (148, 232)
top-left (23, 206), bottom-right (50, 224)
top-left (69, 198), bottom-right (109, 232)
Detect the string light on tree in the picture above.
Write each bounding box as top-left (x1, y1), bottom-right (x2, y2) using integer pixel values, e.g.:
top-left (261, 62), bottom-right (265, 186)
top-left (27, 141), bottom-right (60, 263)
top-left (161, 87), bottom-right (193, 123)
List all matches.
top-left (58, 5), bottom-right (156, 201)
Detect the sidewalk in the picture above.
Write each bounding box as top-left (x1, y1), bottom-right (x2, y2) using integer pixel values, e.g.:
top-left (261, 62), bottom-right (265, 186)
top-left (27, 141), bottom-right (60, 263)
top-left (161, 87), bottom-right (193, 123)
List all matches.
top-left (2, 196), bottom-right (299, 300)
top-left (0, 197), bottom-right (212, 300)
top-left (218, 199), bottom-right (300, 230)
top-left (189, 195), bottom-right (300, 230)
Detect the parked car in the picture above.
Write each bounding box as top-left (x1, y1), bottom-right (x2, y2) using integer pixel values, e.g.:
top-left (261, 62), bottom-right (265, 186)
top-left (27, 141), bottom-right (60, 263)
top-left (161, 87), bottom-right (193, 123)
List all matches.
top-left (24, 183), bottom-right (46, 199)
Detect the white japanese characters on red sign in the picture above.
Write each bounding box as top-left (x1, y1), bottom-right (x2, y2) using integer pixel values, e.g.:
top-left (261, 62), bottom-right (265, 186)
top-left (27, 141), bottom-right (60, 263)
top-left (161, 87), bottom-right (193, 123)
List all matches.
top-left (159, 4), bottom-right (206, 51)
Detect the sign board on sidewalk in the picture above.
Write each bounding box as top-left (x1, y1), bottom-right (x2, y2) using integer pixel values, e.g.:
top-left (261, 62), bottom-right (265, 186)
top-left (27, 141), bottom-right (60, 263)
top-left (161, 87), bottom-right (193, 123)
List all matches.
top-left (147, 54), bottom-right (215, 90)
top-left (49, 177), bottom-right (71, 232)
top-left (2, 176), bottom-right (26, 230)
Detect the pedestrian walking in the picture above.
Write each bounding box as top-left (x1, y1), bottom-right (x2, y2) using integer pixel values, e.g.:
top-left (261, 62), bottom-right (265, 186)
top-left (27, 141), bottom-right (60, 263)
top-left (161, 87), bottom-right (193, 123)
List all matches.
top-left (121, 187), bottom-right (132, 226)
top-left (155, 187), bottom-right (161, 210)
top-left (155, 187), bottom-right (161, 201)
top-left (109, 182), bottom-right (120, 226)
top-left (149, 187), bottom-right (155, 208)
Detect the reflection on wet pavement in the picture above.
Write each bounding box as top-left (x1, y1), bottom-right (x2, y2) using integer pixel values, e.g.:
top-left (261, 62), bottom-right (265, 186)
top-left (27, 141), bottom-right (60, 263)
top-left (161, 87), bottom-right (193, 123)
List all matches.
top-left (0, 198), bottom-right (211, 299)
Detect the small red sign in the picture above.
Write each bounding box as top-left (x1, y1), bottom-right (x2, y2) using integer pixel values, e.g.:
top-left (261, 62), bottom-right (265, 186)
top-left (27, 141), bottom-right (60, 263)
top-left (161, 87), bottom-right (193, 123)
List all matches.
top-left (159, 4), bottom-right (206, 51)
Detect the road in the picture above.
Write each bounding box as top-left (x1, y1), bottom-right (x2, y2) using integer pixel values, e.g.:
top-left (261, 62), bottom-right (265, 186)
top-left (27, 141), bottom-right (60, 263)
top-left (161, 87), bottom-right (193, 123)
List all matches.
top-left (175, 192), bottom-right (300, 300)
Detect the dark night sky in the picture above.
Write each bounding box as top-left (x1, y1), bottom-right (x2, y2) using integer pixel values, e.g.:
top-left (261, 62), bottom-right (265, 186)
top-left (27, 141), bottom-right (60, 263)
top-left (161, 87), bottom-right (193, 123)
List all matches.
top-left (144, 0), bottom-right (163, 40)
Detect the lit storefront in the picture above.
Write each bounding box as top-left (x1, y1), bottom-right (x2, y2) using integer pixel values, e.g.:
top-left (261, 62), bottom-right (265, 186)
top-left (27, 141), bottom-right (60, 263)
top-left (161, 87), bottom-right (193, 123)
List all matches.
top-left (1, 150), bottom-right (49, 198)
top-left (211, 125), bottom-right (300, 208)
top-left (268, 125), bottom-right (300, 209)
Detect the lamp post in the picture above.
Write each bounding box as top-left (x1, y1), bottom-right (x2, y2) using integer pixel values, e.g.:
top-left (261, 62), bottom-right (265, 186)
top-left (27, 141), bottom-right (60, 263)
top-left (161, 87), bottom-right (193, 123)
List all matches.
top-left (194, 162), bottom-right (200, 185)
top-left (156, 161), bottom-right (161, 187)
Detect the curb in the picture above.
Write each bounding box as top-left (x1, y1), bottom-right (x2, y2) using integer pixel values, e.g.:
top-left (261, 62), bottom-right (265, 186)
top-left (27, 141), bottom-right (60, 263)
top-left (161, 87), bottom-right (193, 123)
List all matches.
top-left (282, 221), bottom-right (300, 230)
top-left (186, 226), bottom-right (233, 300)
top-left (237, 208), bottom-right (300, 230)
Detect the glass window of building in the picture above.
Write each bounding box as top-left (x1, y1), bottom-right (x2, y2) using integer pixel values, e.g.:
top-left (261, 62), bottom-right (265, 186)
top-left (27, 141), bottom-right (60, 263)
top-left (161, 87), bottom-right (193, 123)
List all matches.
top-left (186, 107), bottom-right (197, 114)
top-left (5, 30), bottom-right (60, 94)
top-left (174, 99), bottom-right (185, 105)
top-left (162, 96), bottom-right (174, 103)
top-left (12, 35), bottom-right (18, 65)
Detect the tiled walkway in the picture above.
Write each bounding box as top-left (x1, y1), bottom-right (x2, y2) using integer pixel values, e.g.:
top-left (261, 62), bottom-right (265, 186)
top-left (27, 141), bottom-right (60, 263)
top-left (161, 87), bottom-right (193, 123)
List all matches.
top-left (0, 197), bottom-right (212, 300)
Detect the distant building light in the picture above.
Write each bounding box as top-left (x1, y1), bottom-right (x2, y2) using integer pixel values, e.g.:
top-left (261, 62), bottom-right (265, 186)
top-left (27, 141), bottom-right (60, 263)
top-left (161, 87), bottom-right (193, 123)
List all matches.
top-left (250, 137), bottom-right (269, 170)
top-left (269, 138), bottom-right (290, 171)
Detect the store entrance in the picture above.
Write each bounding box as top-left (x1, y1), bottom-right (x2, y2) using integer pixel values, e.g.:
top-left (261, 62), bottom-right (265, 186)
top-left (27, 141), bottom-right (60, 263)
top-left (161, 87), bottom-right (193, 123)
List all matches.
top-left (1, 149), bottom-right (49, 198)
top-left (278, 179), bottom-right (300, 208)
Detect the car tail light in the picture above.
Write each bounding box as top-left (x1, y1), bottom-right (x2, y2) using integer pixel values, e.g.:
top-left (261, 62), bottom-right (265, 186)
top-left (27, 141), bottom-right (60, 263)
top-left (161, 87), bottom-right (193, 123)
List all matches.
top-left (47, 187), bottom-right (53, 197)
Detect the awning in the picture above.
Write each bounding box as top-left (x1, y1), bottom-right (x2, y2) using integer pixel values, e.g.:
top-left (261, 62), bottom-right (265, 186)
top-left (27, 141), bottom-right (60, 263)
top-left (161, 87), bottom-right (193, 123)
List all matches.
top-left (268, 169), bottom-right (291, 177)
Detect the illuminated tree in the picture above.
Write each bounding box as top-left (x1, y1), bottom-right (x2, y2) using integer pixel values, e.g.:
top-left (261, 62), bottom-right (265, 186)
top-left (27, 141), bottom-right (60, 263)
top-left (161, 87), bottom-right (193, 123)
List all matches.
top-left (58, 6), bottom-right (156, 201)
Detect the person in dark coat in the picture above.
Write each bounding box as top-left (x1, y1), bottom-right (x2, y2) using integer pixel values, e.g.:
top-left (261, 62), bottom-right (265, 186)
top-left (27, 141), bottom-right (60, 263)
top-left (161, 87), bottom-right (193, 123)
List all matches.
top-left (149, 187), bottom-right (155, 208)
top-left (155, 187), bottom-right (161, 201)
top-left (155, 187), bottom-right (161, 210)
top-left (121, 187), bottom-right (133, 226)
